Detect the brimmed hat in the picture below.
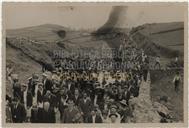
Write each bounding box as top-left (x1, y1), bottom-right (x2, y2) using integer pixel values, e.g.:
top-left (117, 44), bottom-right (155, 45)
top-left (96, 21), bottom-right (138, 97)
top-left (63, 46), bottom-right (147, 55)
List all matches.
top-left (119, 99), bottom-right (127, 106)
top-left (110, 104), bottom-right (118, 109)
top-left (109, 113), bottom-right (118, 118)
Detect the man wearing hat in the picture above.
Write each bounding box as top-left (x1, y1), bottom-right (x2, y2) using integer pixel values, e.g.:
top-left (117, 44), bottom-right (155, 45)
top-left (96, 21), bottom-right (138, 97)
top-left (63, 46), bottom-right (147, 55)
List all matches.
top-left (109, 113), bottom-right (118, 123)
top-left (10, 97), bottom-right (26, 123)
top-left (108, 104), bottom-right (121, 123)
top-left (118, 99), bottom-right (132, 123)
top-left (122, 85), bottom-right (131, 105)
top-left (28, 73), bottom-right (39, 97)
top-left (42, 72), bottom-right (53, 94)
top-left (62, 98), bottom-right (81, 123)
top-left (78, 92), bottom-right (92, 123)
top-left (87, 108), bottom-right (102, 123)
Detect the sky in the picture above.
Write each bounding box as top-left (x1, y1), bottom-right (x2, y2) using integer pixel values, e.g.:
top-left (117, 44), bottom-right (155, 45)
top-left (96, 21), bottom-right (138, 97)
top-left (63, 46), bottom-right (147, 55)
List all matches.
top-left (3, 3), bottom-right (186, 30)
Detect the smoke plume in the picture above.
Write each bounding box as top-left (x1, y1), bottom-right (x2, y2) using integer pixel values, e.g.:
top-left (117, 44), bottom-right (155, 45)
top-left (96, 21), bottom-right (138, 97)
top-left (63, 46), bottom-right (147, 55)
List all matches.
top-left (95, 6), bottom-right (128, 35)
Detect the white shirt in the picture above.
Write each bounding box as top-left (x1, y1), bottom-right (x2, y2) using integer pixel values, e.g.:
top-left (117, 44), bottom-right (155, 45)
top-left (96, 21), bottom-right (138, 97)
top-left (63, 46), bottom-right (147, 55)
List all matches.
top-left (92, 115), bottom-right (96, 123)
top-left (23, 91), bottom-right (27, 109)
top-left (68, 83), bottom-right (71, 90)
top-left (33, 85), bottom-right (38, 104)
top-left (84, 99), bottom-right (87, 103)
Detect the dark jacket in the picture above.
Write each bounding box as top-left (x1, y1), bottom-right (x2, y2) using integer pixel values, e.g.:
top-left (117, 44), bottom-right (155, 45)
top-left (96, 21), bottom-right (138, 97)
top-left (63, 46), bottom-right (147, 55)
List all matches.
top-left (43, 94), bottom-right (58, 108)
top-left (79, 98), bottom-right (92, 115)
top-left (28, 78), bottom-right (37, 96)
top-left (11, 103), bottom-right (26, 123)
top-left (37, 90), bottom-right (44, 103)
top-left (44, 79), bottom-right (53, 92)
top-left (122, 90), bottom-right (131, 105)
top-left (73, 95), bottom-right (81, 106)
top-left (36, 108), bottom-right (43, 123)
top-left (13, 82), bottom-right (21, 98)
top-left (62, 107), bottom-right (80, 123)
top-left (41, 108), bottom-right (55, 123)
top-left (66, 82), bottom-right (75, 94)
top-left (30, 107), bottom-right (39, 123)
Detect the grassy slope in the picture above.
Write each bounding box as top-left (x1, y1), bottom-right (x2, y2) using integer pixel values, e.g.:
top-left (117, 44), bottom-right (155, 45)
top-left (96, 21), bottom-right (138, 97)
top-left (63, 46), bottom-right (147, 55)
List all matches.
top-left (150, 70), bottom-right (184, 122)
top-left (6, 44), bottom-right (42, 96)
top-left (134, 22), bottom-right (184, 53)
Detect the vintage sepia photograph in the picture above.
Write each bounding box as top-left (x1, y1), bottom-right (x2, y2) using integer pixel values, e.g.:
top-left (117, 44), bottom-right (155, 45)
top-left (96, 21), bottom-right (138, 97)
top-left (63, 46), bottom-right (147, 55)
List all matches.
top-left (2, 2), bottom-right (188, 126)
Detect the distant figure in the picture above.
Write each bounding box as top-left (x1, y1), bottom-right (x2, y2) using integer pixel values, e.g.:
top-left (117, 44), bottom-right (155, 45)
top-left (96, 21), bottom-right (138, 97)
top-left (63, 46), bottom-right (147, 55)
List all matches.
top-left (154, 56), bottom-right (161, 69)
top-left (174, 56), bottom-right (179, 67)
top-left (142, 51), bottom-right (147, 63)
top-left (41, 62), bottom-right (54, 72)
top-left (173, 72), bottom-right (181, 93)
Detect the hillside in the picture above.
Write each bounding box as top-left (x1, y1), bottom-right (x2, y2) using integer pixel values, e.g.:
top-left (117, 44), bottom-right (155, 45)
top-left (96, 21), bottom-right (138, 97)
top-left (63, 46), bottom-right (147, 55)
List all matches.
top-left (130, 22), bottom-right (184, 57)
top-left (6, 24), bottom-right (111, 84)
top-left (6, 24), bottom-right (70, 42)
top-left (6, 22), bottom-right (184, 82)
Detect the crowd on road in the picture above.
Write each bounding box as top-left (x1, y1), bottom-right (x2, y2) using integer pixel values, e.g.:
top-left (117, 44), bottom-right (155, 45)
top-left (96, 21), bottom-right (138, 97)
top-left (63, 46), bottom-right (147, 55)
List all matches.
top-left (5, 36), bottom-right (181, 123)
top-left (6, 39), bottom-right (153, 123)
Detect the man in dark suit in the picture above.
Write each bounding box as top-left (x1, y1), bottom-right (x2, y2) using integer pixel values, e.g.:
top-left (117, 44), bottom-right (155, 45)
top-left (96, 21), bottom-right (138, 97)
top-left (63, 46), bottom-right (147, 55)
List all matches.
top-left (41, 101), bottom-right (55, 123)
top-left (30, 103), bottom-right (39, 123)
top-left (66, 79), bottom-right (75, 95)
top-left (37, 83), bottom-right (44, 104)
top-left (87, 109), bottom-right (102, 123)
top-left (78, 92), bottom-right (92, 123)
top-left (43, 91), bottom-right (58, 109)
top-left (122, 86), bottom-right (131, 105)
top-left (61, 98), bottom-right (81, 123)
top-left (11, 97), bottom-right (26, 123)
top-left (73, 89), bottom-right (81, 106)
top-left (28, 74), bottom-right (39, 97)
top-left (42, 72), bottom-right (53, 94)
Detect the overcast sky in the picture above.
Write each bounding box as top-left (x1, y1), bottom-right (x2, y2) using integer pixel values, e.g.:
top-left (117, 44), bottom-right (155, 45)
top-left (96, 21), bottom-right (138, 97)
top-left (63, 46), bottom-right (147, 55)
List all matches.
top-left (3, 3), bottom-right (186, 30)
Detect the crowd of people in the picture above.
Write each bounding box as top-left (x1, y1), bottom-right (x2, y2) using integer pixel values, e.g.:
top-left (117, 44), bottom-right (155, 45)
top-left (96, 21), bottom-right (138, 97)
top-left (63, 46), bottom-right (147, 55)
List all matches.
top-left (6, 39), bottom-right (153, 123)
